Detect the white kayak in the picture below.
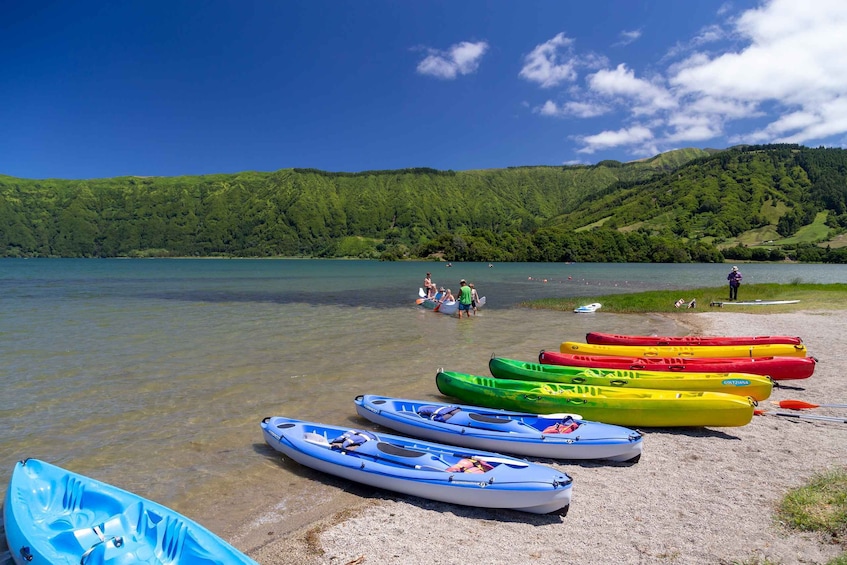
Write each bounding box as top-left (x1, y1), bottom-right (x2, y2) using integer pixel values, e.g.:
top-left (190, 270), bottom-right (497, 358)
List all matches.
top-left (574, 302), bottom-right (602, 313)
top-left (710, 299), bottom-right (800, 307)
top-left (260, 416), bottom-right (573, 515)
top-left (354, 394), bottom-right (643, 462)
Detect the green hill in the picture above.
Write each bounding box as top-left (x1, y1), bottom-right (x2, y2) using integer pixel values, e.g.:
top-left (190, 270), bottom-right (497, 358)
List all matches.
top-left (2, 144), bottom-right (847, 263)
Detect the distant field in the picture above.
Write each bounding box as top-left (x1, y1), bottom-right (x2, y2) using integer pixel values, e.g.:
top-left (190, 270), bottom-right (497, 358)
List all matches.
top-left (724, 211), bottom-right (840, 250)
top-left (777, 211), bottom-right (830, 245)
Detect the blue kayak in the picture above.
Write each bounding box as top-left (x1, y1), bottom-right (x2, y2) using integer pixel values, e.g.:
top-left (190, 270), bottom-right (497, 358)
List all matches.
top-left (3, 458), bottom-right (257, 565)
top-left (261, 416), bottom-right (573, 515)
top-left (354, 394), bottom-right (643, 462)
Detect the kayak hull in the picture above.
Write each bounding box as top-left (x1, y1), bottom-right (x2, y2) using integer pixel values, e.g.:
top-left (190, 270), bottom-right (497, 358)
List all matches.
top-left (436, 371), bottom-right (756, 428)
top-left (354, 394), bottom-right (643, 462)
top-left (261, 416), bottom-right (572, 515)
top-left (489, 356), bottom-right (773, 401)
top-left (3, 458), bottom-right (257, 565)
top-left (560, 341), bottom-right (808, 358)
top-left (539, 350), bottom-right (816, 381)
top-left (585, 331), bottom-right (803, 347)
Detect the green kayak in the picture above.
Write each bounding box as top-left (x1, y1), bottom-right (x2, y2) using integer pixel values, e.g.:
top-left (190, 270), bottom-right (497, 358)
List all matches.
top-left (488, 356), bottom-right (773, 401)
top-left (435, 370), bottom-right (755, 428)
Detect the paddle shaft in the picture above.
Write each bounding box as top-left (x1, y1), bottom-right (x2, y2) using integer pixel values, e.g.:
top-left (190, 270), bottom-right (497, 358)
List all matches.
top-left (756, 410), bottom-right (847, 423)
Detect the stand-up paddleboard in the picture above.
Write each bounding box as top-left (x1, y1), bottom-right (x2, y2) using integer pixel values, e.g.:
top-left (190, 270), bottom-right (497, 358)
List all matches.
top-left (710, 299), bottom-right (800, 307)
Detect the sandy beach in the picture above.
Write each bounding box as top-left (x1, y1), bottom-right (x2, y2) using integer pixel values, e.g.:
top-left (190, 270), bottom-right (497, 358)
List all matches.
top-left (247, 311), bottom-right (846, 565)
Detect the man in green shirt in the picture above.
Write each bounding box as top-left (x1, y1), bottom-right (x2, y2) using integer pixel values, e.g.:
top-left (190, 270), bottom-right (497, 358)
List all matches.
top-left (457, 279), bottom-right (473, 319)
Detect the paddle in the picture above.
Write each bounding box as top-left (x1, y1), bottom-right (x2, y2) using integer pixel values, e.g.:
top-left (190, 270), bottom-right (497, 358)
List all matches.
top-left (754, 409), bottom-right (847, 423)
top-left (542, 413), bottom-right (583, 420)
top-left (777, 399), bottom-right (847, 410)
top-left (419, 288), bottom-right (426, 298)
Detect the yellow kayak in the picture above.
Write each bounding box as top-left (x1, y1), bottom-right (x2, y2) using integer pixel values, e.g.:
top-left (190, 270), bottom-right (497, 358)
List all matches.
top-left (488, 357), bottom-right (773, 401)
top-left (436, 371), bottom-right (756, 428)
top-left (560, 341), bottom-right (808, 359)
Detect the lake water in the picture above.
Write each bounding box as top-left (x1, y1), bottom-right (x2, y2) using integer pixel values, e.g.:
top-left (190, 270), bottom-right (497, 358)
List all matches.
top-left (1, 259), bottom-right (843, 553)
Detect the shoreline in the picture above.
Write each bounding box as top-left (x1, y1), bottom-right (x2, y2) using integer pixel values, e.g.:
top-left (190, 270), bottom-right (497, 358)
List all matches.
top-left (246, 311), bottom-right (846, 565)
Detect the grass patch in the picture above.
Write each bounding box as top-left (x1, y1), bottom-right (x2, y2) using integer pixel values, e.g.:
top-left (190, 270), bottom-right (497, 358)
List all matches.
top-left (521, 283), bottom-right (847, 313)
top-left (778, 467), bottom-right (847, 542)
top-left (777, 466), bottom-right (847, 563)
top-left (777, 211), bottom-right (831, 246)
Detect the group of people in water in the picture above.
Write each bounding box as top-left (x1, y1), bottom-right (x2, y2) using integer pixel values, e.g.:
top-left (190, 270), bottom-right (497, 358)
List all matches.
top-left (424, 272), bottom-right (480, 318)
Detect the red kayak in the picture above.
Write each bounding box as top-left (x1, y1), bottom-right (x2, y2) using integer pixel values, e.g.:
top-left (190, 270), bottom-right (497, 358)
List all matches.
top-left (538, 350), bottom-right (816, 381)
top-left (586, 331), bottom-right (803, 347)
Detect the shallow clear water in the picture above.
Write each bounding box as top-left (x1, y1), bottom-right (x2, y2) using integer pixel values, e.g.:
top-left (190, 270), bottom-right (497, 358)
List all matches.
top-left (1, 259), bottom-right (843, 548)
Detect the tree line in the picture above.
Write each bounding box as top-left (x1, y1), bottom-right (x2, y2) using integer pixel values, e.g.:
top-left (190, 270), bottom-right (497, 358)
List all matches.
top-left (1, 145), bottom-right (846, 262)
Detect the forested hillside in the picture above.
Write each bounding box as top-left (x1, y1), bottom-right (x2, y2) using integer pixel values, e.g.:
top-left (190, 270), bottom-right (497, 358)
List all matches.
top-left (2, 144), bottom-right (847, 262)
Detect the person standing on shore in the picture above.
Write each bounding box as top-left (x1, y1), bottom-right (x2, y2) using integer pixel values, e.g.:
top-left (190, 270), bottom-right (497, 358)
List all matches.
top-left (457, 279), bottom-right (473, 319)
top-left (727, 266), bottom-right (742, 301)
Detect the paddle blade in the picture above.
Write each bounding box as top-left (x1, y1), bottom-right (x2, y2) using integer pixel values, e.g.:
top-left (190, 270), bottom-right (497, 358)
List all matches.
top-left (778, 399), bottom-right (847, 410)
top-left (778, 399), bottom-right (820, 410)
top-left (416, 298), bottom-right (425, 305)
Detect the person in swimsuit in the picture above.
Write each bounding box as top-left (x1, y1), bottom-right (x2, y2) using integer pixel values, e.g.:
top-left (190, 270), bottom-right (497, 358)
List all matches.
top-left (424, 272), bottom-right (435, 298)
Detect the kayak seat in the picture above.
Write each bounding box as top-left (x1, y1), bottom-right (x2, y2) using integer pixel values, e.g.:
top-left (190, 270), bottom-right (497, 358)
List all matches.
top-left (376, 442), bottom-right (426, 459)
top-left (468, 413), bottom-right (511, 424)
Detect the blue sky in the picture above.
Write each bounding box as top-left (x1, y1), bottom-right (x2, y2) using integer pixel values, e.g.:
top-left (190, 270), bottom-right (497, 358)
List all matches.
top-left (3, 0), bottom-right (847, 179)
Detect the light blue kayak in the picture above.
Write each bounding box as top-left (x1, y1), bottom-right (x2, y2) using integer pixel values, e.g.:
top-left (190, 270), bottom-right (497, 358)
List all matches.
top-left (3, 458), bottom-right (257, 565)
top-left (261, 416), bottom-right (573, 515)
top-left (354, 394), bottom-right (642, 462)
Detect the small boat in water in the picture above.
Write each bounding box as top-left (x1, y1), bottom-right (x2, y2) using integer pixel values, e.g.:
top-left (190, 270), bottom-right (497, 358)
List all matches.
top-left (354, 394), bottom-right (643, 462)
top-left (3, 458), bottom-right (257, 565)
top-left (435, 371), bottom-right (756, 428)
top-left (489, 356), bottom-right (773, 400)
top-left (417, 288), bottom-right (485, 315)
top-left (585, 331), bottom-right (803, 347)
top-left (538, 350), bottom-right (816, 381)
top-left (574, 303), bottom-right (601, 313)
top-left (260, 416), bottom-right (573, 515)
top-left (560, 340), bottom-right (808, 358)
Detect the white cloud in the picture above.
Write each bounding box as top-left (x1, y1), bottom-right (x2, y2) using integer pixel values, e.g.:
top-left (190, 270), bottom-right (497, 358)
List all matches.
top-left (665, 113), bottom-right (724, 142)
top-left (417, 41), bottom-right (489, 79)
top-left (746, 97), bottom-right (847, 144)
top-left (670, 0), bottom-right (847, 144)
top-left (587, 64), bottom-right (676, 115)
top-left (576, 125), bottom-right (654, 154)
top-left (614, 29), bottom-right (642, 47)
top-left (537, 100), bottom-right (609, 118)
top-left (528, 0), bottom-right (847, 159)
top-left (519, 33), bottom-right (578, 88)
